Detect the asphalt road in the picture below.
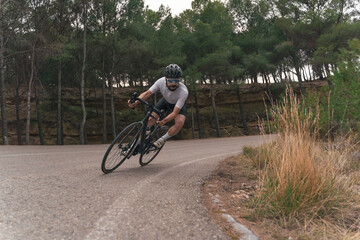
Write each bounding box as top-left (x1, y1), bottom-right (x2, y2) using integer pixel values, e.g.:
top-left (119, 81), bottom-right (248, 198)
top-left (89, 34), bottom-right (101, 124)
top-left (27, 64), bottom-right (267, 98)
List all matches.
top-left (0, 135), bottom-right (272, 240)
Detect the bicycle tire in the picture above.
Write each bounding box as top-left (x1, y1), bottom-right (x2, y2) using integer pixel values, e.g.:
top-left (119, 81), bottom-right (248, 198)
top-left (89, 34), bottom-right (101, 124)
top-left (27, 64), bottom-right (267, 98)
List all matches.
top-left (101, 122), bottom-right (143, 173)
top-left (139, 125), bottom-right (169, 166)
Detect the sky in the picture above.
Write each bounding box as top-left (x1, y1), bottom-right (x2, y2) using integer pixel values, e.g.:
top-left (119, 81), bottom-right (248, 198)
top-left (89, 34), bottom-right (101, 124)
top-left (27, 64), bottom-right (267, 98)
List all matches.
top-left (144, 0), bottom-right (193, 16)
top-left (144, 1), bottom-right (360, 18)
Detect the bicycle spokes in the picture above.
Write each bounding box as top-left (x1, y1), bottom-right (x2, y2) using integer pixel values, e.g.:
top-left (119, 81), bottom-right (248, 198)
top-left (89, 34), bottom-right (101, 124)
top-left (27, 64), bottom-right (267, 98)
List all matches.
top-left (101, 122), bottom-right (143, 173)
top-left (139, 126), bottom-right (168, 166)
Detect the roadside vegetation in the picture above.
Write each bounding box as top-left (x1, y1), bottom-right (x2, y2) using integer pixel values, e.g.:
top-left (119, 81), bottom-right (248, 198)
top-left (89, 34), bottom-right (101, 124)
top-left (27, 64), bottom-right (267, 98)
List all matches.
top-left (241, 39), bottom-right (360, 239)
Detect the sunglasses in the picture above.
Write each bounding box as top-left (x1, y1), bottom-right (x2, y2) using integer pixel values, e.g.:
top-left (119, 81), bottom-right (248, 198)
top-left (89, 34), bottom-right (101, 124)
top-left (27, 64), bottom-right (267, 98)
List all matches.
top-left (167, 78), bottom-right (180, 84)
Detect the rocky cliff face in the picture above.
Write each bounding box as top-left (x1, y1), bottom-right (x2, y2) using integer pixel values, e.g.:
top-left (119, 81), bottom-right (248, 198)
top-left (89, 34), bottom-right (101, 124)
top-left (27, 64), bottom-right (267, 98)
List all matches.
top-left (2, 81), bottom-right (327, 144)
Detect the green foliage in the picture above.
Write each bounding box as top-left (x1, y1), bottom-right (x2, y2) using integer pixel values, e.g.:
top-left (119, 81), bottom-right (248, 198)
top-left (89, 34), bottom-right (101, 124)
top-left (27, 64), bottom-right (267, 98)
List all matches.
top-left (303, 38), bottom-right (360, 136)
top-left (313, 22), bottom-right (360, 71)
top-left (3, 0), bottom-right (358, 89)
top-left (329, 38), bottom-right (360, 132)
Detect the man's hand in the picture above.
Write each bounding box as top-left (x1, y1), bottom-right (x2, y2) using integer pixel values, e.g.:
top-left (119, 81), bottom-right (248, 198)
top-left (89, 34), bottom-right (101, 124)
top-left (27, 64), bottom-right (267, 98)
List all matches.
top-left (128, 100), bottom-right (136, 109)
top-left (156, 119), bottom-right (166, 126)
top-left (128, 90), bottom-right (153, 109)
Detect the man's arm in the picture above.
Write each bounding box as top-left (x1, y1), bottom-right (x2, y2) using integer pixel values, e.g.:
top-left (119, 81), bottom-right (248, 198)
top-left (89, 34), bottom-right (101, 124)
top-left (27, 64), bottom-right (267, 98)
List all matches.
top-left (128, 89), bottom-right (153, 108)
top-left (138, 89), bottom-right (153, 100)
top-left (157, 107), bottom-right (180, 126)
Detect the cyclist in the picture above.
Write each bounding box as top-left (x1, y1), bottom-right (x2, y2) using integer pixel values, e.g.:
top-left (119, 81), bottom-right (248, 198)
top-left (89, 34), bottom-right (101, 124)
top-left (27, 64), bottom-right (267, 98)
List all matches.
top-left (128, 64), bottom-right (188, 148)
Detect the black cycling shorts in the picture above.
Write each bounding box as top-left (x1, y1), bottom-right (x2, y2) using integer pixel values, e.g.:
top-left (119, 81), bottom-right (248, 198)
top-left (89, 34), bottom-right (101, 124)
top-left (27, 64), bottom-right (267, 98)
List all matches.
top-left (155, 98), bottom-right (187, 117)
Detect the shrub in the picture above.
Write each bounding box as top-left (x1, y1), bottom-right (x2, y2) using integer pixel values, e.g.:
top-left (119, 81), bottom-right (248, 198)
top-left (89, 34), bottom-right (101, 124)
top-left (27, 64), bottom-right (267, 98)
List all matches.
top-left (250, 87), bottom-right (357, 226)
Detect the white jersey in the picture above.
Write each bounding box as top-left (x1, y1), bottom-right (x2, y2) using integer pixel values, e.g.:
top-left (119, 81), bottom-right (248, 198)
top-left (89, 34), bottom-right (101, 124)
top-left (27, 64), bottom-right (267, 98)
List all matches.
top-left (149, 77), bottom-right (189, 109)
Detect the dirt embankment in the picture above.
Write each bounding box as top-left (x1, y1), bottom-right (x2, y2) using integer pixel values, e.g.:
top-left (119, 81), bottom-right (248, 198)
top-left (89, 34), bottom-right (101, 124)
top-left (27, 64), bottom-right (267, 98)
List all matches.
top-left (2, 81), bottom-right (327, 144)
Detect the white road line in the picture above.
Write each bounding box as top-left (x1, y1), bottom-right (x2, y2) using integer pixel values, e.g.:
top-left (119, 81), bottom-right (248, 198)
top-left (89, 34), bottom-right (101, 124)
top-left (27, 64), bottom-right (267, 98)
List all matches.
top-left (85, 151), bottom-right (242, 239)
top-left (0, 150), bottom-right (103, 157)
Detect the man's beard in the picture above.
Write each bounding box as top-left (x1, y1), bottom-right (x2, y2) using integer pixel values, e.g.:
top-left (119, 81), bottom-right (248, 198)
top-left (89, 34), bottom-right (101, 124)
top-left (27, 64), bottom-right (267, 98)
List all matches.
top-left (167, 85), bottom-right (178, 91)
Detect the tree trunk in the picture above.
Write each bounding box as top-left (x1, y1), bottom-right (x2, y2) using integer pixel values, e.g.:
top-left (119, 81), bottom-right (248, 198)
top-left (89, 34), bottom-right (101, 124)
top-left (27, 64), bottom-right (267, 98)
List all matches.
top-left (26, 45), bottom-right (36, 145)
top-left (191, 96), bottom-right (195, 139)
top-left (264, 74), bottom-right (274, 105)
top-left (35, 81), bottom-right (44, 145)
top-left (236, 87), bottom-right (249, 135)
top-left (56, 0), bottom-right (64, 145)
top-left (110, 46), bottom-right (116, 138)
top-left (295, 64), bottom-right (305, 95)
top-left (283, 68), bottom-right (288, 81)
top-left (272, 73), bottom-right (278, 83)
top-left (0, 2), bottom-right (8, 145)
top-left (194, 88), bottom-right (203, 139)
top-left (101, 7), bottom-right (107, 144)
top-left (253, 75), bottom-right (257, 83)
top-left (301, 66), bottom-right (307, 81)
top-left (210, 82), bottom-right (221, 137)
top-left (102, 59), bottom-right (107, 144)
top-left (279, 66), bottom-right (284, 82)
top-left (308, 65), bottom-right (313, 81)
top-left (79, 4), bottom-right (87, 144)
top-left (292, 53), bottom-right (305, 95)
top-left (15, 75), bottom-right (22, 145)
top-left (57, 60), bottom-right (63, 145)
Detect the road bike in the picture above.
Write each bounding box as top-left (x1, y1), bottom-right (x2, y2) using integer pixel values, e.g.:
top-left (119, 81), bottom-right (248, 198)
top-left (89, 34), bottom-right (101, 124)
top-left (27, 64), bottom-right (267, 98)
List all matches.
top-left (101, 92), bottom-right (168, 173)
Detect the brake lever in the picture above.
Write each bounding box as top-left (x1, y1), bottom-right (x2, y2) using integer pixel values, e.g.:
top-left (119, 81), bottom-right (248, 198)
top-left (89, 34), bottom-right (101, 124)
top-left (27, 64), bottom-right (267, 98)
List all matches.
top-left (130, 92), bottom-right (139, 104)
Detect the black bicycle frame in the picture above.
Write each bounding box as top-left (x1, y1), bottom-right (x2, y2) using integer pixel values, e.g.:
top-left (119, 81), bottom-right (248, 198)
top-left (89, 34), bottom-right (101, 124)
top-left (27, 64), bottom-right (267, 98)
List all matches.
top-left (130, 92), bottom-right (165, 155)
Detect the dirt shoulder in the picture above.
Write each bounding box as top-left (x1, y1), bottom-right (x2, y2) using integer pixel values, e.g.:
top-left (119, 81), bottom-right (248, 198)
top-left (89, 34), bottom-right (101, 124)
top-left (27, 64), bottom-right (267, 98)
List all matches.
top-left (202, 155), bottom-right (305, 240)
top-left (203, 153), bottom-right (360, 239)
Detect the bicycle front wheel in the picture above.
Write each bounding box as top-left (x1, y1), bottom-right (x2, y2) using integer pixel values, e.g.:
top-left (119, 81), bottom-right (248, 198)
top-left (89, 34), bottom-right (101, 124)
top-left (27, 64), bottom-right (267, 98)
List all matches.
top-left (101, 122), bottom-right (142, 173)
top-left (139, 125), bottom-right (169, 166)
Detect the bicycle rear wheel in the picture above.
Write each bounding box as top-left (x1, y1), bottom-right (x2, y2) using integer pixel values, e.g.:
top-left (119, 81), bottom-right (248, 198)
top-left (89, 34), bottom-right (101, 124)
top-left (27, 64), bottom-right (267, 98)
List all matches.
top-left (101, 122), bottom-right (142, 173)
top-left (139, 125), bottom-right (169, 166)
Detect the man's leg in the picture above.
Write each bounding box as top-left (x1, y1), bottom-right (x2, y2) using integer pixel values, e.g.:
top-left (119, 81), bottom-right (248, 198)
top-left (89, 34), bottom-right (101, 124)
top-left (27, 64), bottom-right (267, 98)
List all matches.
top-left (153, 114), bottom-right (186, 147)
top-left (168, 114), bottom-right (186, 136)
top-left (148, 98), bottom-right (167, 129)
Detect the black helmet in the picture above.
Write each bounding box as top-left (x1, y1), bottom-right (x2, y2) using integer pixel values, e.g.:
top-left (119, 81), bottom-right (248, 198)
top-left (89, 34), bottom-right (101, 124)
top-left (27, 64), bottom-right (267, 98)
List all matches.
top-left (164, 64), bottom-right (182, 78)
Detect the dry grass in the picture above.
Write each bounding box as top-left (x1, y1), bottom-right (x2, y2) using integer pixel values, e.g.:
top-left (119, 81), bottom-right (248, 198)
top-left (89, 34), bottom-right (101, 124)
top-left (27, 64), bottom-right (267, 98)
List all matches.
top-left (247, 87), bottom-right (360, 237)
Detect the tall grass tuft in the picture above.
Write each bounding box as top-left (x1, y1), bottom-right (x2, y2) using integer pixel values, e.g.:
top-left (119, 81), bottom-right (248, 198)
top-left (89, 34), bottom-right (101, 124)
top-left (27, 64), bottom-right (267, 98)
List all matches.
top-left (251, 87), bottom-right (358, 226)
